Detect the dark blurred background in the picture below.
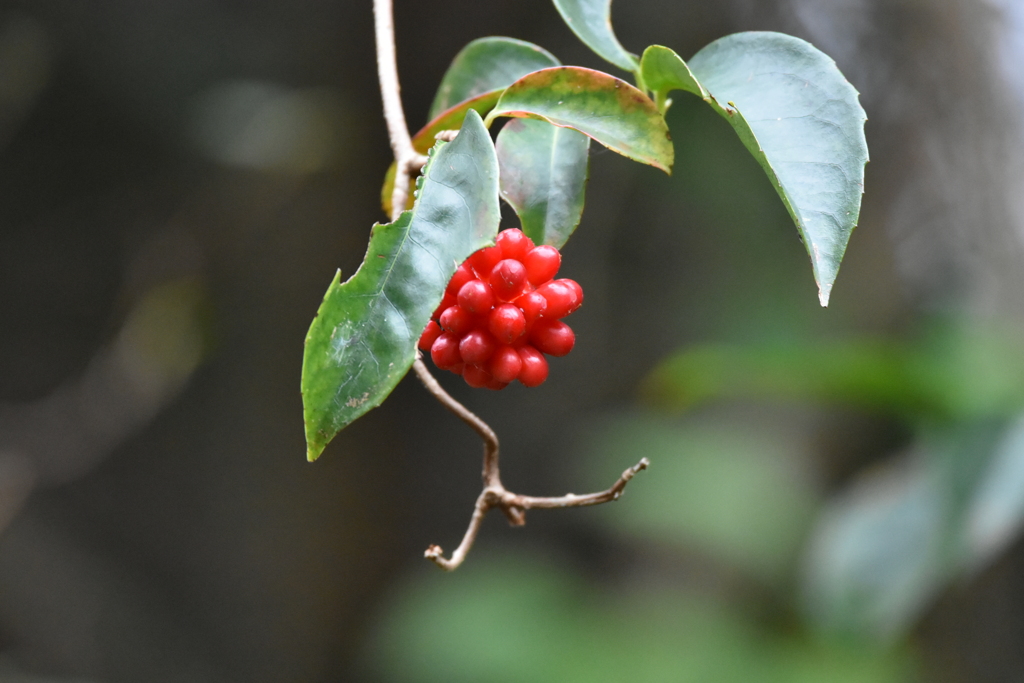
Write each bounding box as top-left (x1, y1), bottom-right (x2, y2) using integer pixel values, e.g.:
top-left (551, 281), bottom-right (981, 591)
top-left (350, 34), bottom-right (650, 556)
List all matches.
top-left (3, 0), bottom-right (1024, 681)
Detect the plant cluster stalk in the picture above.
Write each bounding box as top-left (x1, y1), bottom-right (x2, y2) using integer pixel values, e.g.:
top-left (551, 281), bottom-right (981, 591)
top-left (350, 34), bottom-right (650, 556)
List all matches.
top-left (374, 0), bottom-right (647, 570)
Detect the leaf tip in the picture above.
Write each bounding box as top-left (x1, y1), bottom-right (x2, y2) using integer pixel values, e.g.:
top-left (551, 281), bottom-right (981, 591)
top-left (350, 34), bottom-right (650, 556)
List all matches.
top-left (818, 283), bottom-right (832, 307)
top-left (306, 441), bottom-right (324, 462)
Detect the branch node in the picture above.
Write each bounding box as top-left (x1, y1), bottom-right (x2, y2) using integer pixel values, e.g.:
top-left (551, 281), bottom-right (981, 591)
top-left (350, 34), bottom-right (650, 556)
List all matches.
top-left (502, 505), bottom-right (526, 526)
top-left (406, 154), bottom-right (429, 173)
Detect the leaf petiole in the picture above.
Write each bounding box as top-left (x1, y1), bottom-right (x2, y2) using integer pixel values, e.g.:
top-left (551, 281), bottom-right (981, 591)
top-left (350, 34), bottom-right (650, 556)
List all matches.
top-left (633, 68), bottom-right (648, 97)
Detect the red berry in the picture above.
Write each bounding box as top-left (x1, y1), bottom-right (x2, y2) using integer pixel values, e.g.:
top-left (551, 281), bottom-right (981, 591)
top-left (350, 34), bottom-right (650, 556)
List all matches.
top-left (430, 332), bottom-right (462, 370)
top-left (514, 290), bottom-right (548, 323)
top-left (446, 263), bottom-right (475, 296)
top-left (418, 320), bottom-right (442, 351)
top-left (462, 363), bottom-right (492, 388)
top-left (468, 245), bottom-right (503, 278)
top-left (530, 319), bottom-right (575, 357)
top-left (496, 228), bottom-right (534, 261)
top-left (536, 280), bottom-right (578, 319)
top-left (457, 279), bottom-right (495, 314)
top-left (489, 259), bottom-right (528, 302)
top-left (430, 242), bottom-right (579, 389)
top-left (517, 345), bottom-right (549, 387)
top-left (488, 304), bottom-right (527, 344)
top-left (433, 291), bottom-right (456, 319)
top-left (439, 305), bottom-right (474, 335)
top-left (472, 312), bottom-right (493, 333)
top-left (524, 245), bottom-right (561, 284)
top-left (459, 329), bottom-right (496, 364)
top-left (555, 279), bottom-right (583, 313)
top-left (488, 345), bottom-right (523, 383)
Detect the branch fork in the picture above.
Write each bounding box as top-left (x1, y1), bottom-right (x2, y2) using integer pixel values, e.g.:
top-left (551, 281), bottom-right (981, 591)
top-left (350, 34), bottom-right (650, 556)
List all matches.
top-left (423, 459), bottom-right (649, 570)
top-left (375, 0), bottom-right (648, 571)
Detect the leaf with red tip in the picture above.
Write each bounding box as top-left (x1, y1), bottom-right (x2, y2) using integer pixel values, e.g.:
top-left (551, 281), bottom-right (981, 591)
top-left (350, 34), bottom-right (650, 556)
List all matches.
top-left (489, 66), bottom-right (673, 174)
top-left (429, 37), bottom-right (560, 120)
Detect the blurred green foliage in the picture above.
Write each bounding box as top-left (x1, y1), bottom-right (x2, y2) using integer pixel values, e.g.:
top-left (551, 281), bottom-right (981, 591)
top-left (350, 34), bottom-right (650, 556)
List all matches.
top-left (578, 413), bottom-right (817, 583)
top-left (365, 315), bottom-right (1024, 679)
top-left (645, 321), bottom-right (1024, 423)
top-left (643, 319), bottom-right (1024, 640)
top-left (365, 552), bottom-right (915, 683)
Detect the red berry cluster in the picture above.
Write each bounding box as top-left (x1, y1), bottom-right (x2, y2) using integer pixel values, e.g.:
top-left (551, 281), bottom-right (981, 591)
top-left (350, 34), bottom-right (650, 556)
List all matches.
top-left (418, 228), bottom-right (583, 390)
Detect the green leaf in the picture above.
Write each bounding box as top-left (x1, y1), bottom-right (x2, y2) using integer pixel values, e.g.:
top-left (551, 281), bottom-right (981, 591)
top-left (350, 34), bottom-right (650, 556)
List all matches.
top-left (429, 37), bottom-right (560, 121)
top-left (303, 110), bottom-right (500, 461)
top-left (551, 0), bottom-right (638, 73)
top-left (639, 44), bottom-right (707, 100)
top-left (496, 118), bottom-right (590, 248)
top-left (641, 36), bottom-right (869, 306)
top-left (383, 41), bottom-right (560, 217)
top-left (489, 66), bottom-right (672, 173)
top-left (381, 90), bottom-right (503, 216)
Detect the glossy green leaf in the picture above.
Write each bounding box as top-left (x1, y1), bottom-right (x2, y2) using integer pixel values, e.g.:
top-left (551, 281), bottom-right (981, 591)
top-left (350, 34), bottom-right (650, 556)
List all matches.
top-left (641, 37), bottom-right (868, 306)
top-left (496, 118), bottom-right (590, 247)
top-left (489, 67), bottom-right (672, 173)
top-left (384, 43), bottom-right (560, 217)
top-left (429, 37), bottom-right (560, 120)
top-left (640, 44), bottom-right (707, 100)
top-left (381, 90), bottom-right (503, 216)
top-left (552, 0), bottom-right (638, 73)
top-left (303, 110), bottom-right (500, 461)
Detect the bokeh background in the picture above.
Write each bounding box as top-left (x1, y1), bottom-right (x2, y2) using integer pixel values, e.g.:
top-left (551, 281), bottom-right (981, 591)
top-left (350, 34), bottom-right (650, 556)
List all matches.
top-left (3, 0), bottom-right (1024, 681)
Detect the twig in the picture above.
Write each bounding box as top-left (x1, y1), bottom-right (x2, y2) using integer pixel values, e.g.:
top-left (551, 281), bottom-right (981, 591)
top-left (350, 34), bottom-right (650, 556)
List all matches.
top-left (411, 357), bottom-right (499, 487)
top-left (374, 0), bottom-right (648, 571)
top-left (374, 0), bottom-right (426, 222)
top-left (374, 0), bottom-right (413, 167)
top-left (507, 458), bottom-right (649, 509)
top-left (423, 489), bottom-right (491, 571)
top-left (423, 459), bottom-right (649, 571)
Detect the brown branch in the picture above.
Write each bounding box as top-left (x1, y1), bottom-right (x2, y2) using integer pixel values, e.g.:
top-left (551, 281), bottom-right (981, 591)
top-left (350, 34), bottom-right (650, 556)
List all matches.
top-left (411, 357), bottom-right (500, 487)
top-left (374, 0), bottom-right (423, 223)
top-left (374, 0), bottom-right (649, 571)
top-left (507, 458), bottom-right (650, 510)
top-left (423, 489), bottom-right (492, 571)
top-left (424, 459), bottom-right (649, 571)
top-left (374, 0), bottom-right (413, 167)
